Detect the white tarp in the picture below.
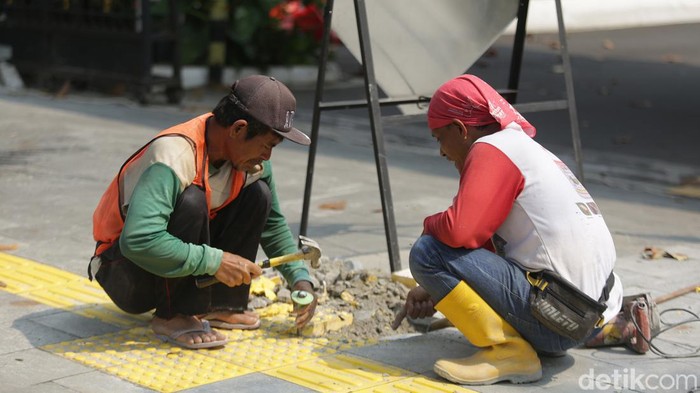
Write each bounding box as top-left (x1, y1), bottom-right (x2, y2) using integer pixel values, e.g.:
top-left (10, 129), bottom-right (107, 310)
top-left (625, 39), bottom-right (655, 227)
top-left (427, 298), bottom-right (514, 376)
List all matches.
top-left (331, 0), bottom-right (519, 113)
top-left (506, 0), bottom-right (700, 33)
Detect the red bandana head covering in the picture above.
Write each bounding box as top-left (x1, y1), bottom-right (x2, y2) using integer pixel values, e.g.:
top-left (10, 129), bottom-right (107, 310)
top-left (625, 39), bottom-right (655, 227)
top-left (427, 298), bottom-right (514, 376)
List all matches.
top-left (427, 74), bottom-right (536, 137)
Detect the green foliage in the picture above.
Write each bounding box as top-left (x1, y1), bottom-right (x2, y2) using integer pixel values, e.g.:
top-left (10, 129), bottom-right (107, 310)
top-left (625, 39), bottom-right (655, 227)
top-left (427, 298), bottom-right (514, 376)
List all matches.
top-left (227, 0), bottom-right (321, 68)
top-left (154, 0), bottom-right (323, 67)
top-left (180, 2), bottom-right (212, 65)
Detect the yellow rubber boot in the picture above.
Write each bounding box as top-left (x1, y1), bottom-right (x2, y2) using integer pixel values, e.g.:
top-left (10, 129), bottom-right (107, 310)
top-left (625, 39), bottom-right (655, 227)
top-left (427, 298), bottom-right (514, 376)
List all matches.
top-left (433, 281), bottom-right (542, 385)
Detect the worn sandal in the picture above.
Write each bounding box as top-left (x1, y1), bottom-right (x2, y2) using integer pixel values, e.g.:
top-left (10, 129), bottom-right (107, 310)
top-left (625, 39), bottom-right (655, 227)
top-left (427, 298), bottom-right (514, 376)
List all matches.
top-left (205, 311), bottom-right (261, 330)
top-left (155, 319), bottom-right (228, 349)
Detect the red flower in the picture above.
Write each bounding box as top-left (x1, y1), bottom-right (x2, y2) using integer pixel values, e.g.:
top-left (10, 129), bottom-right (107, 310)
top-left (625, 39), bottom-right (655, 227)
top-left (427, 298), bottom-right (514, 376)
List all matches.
top-left (292, 3), bottom-right (321, 32)
top-left (269, 0), bottom-right (341, 44)
top-left (269, 0), bottom-right (303, 31)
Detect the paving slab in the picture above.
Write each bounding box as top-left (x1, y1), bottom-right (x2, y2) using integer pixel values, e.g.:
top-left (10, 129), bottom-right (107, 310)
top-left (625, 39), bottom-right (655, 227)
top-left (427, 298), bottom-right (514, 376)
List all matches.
top-left (0, 291), bottom-right (77, 352)
top-left (53, 371), bottom-right (152, 393)
top-left (347, 330), bottom-right (474, 375)
top-left (0, 348), bottom-right (91, 391)
top-left (0, 381), bottom-right (78, 393)
top-left (30, 310), bottom-right (125, 339)
top-left (187, 372), bottom-right (315, 393)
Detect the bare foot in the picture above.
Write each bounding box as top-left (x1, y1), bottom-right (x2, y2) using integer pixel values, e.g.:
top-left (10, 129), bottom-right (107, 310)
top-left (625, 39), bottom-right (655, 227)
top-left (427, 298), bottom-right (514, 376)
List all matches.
top-left (151, 314), bottom-right (226, 346)
top-left (201, 310), bottom-right (260, 330)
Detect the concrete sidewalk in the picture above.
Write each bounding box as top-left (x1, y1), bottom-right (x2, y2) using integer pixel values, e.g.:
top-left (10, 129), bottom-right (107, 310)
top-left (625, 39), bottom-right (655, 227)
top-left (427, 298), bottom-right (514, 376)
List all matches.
top-left (2, 22), bottom-right (700, 392)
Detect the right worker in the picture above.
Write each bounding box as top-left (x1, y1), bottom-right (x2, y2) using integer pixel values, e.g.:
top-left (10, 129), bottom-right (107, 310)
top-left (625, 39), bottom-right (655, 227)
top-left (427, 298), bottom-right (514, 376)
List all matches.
top-left (396, 74), bottom-right (624, 385)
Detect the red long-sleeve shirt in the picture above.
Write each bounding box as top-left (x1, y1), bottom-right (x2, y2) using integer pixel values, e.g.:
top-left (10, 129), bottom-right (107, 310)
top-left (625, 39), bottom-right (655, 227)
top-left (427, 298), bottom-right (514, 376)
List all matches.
top-left (423, 142), bottom-right (525, 250)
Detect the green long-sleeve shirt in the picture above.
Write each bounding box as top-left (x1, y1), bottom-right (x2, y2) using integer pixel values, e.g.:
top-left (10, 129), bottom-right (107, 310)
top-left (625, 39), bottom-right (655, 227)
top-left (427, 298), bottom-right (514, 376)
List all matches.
top-left (119, 160), bottom-right (311, 287)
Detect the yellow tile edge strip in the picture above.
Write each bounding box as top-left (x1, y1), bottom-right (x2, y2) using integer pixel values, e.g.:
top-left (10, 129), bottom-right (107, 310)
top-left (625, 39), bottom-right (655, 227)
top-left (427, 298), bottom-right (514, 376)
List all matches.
top-left (355, 376), bottom-right (479, 392)
top-left (264, 353), bottom-right (477, 393)
top-left (0, 252), bottom-right (83, 294)
top-left (0, 252), bottom-right (147, 327)
top-left (264, 353), bottom-right (413, 392)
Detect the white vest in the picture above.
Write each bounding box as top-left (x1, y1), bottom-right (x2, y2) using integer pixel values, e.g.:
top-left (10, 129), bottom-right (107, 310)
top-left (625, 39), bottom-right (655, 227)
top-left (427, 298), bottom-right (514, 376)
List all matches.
top-left (478, 126), bottom-right (622, 322)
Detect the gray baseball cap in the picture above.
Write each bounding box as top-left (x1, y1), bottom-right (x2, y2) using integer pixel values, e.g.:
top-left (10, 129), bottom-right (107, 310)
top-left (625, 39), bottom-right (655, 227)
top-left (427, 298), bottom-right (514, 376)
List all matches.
top-left (228, 75), bottom-right (311, 146)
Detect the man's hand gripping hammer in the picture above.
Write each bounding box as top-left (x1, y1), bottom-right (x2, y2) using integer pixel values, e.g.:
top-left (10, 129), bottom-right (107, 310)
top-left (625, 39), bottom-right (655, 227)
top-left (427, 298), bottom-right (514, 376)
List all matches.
top-left (195, 236), bottom-right (322, 288)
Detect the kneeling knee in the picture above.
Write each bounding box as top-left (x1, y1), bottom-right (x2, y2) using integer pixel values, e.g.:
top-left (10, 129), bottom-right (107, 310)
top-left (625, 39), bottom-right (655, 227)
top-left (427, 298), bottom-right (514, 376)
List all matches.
top-left (245, 181), bottom-right (272, 214)
top-left (177, 186), bottom-right (208, 217)
top-left (409, 235), bottom-right (439, 273)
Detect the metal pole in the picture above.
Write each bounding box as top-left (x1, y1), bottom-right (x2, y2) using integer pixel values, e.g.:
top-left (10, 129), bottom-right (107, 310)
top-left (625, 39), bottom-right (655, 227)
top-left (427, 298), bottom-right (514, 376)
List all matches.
top-left (555, 0), bottom-right (585, 182)
top-left (300, 0), bottom-right (335, 237)
top-left (208, 0), bottom-right (228, 85)
top-left (140, 0), bottom-right (153, 99)
top-left (354, 0), bottom-right (401, 272)
top-left (169, 0), bottom-right (182, 94)
top-left (507, 0), bottom-right (530, 103)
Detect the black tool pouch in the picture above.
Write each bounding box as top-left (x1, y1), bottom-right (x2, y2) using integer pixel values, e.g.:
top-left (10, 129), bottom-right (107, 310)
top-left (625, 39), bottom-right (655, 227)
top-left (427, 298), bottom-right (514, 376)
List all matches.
top-left (528, 270), bottom-right (612, 341)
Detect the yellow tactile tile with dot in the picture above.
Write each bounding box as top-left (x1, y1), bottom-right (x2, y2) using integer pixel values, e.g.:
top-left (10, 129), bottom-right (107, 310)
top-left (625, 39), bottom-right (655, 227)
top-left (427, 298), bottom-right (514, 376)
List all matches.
top-left (217, 326), bottom-right (264, 341)
top-left (257, 301), bottom-right (294, 317)
top-left (42, 326), bottom-right (255, 392)
top-left (206, 334), bottom-right (337, 371)
top-left (106, 350), bottom-right (250, 393)
top-left (264, 353), bottom-right (414, 392)
top-left (261, 305), bottom-right (354, 337)
top-left (72, 302), bottom-right (150, 328)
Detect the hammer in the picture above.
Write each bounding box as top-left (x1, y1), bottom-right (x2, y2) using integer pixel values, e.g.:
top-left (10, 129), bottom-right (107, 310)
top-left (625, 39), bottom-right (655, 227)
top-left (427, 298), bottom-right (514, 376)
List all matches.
top-left (195, 235), bottom-right (322, 288)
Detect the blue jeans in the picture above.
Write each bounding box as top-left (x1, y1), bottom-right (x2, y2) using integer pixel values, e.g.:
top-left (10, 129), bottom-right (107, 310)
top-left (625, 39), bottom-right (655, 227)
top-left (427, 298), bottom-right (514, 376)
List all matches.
top-left (409, 235), bottom-right (580, 354)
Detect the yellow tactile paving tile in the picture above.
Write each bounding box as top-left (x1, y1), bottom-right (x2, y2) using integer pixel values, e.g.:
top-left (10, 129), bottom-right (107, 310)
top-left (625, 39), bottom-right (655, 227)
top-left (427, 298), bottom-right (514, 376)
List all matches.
top-left (42, 326), bottom-right (254, 392)
top-left (105, 349), bottom-right (250, 393)
top-left (0, 252), bottom-right (80, 293)
top-left (0, 252), bottom-right (149, 327)
top-left (261, 306), bottom-right (354, 337)
top-left (206, 334), bottom-right (338, 371)
top-left (355, 376), bottom-right (478, 392)
top-left (4, 253), bottom-right (458, 393)
top-left (264, 353), bottom-right (415, 392)
top-left (22, 278), bottom-right (109, 308)
top-left (41, 327), bottom-right (386, 392)
top-left (72, 302), bottom-right (150, 328)
top-left (43, 327), bottom-right (162, 367)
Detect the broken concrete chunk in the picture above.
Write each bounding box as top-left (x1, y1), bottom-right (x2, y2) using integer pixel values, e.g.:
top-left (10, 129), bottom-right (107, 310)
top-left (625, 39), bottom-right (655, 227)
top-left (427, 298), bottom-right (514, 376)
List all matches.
top-left (642, 246), bottom-right (689, 261)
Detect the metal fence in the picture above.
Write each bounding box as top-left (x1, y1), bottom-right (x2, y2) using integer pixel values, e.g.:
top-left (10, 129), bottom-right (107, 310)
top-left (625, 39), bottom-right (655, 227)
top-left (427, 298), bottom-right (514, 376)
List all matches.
top-left (0, 0), bottom-right (182, 103)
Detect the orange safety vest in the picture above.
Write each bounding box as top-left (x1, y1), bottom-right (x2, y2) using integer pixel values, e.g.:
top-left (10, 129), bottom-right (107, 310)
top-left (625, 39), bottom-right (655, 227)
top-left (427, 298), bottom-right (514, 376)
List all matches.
top-left (92, 113), bottom-right (245, 256)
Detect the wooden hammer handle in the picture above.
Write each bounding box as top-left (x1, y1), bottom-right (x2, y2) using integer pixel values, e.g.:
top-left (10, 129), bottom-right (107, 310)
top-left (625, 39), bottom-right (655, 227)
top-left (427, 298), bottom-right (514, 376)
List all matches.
top-left (261, 251), bottom-right (305, 269)
top-left (655, 283), bottom-right (700, 304)
top-left (195, 251), bottom-right (306, 288)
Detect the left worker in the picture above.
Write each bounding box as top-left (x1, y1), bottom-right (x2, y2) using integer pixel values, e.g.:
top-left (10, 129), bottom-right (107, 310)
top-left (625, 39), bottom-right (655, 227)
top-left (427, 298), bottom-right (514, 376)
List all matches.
top-left (89, 75), bottom-right (317, 349)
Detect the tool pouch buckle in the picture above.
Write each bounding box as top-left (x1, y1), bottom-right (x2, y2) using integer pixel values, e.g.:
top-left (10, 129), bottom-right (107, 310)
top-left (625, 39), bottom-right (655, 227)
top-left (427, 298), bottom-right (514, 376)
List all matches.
top-left (528, 270), bottom-right (611, 341)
